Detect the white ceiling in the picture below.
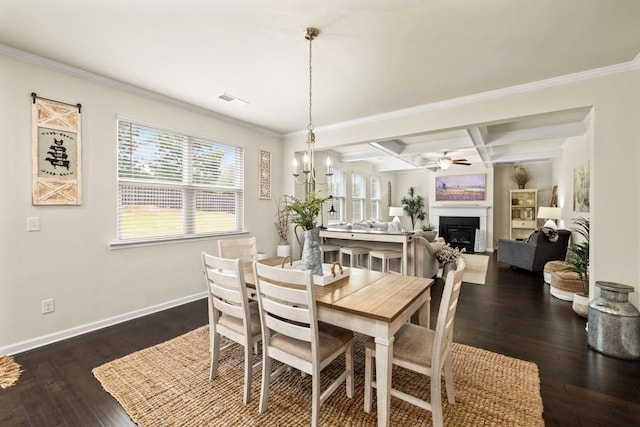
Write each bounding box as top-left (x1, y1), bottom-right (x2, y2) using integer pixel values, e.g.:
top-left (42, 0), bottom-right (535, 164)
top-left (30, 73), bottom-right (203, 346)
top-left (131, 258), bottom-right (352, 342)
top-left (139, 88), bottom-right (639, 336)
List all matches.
top-left (2, 0), bottom-right (639, 171)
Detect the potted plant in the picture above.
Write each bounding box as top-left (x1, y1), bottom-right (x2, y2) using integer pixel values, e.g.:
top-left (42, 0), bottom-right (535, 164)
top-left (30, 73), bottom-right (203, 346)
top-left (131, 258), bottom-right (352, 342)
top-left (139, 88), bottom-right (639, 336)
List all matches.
top-left (274, 198), bottom-right (291, 257)
top-left (421, 223), bottom-right (437, 242)
top-left (400, 187), bottom-right (426, 230)
top-left (284, 191), bottom-right (328, 275)
top-left (566, 217), bottom-right (590, 317)
top-left (435, 243), bottom-right (465, 279)
top-left (513, 166), bottom-right (529, 189)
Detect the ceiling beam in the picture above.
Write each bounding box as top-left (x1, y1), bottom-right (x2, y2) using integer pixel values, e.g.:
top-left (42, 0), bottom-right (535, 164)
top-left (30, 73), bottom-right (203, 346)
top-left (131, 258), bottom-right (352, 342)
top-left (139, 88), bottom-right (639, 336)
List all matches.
top-left (486, 122), bottom-right (586, 146)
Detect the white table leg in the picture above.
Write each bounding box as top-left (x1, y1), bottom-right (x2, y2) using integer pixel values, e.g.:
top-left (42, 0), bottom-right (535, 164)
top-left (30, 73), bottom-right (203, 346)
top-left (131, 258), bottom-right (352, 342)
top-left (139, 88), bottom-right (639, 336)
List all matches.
top-left (401, 241), bottom-right (407, 275)
top-left (418, 288), bottom-right (431, 329)
top-left (375, 336), bottom-right (394, 427)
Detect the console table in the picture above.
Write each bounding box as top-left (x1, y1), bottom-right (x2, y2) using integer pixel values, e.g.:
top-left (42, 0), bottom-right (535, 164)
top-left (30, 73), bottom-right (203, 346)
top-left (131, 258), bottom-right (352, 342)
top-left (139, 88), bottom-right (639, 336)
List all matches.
top-left (319, 229), bottom-right (415, 275)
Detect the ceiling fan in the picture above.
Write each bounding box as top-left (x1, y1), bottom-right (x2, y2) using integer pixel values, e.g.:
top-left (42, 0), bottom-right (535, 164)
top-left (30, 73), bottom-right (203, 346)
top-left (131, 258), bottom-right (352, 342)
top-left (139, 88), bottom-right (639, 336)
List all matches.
top-left (436, 152), bottom-right (471, 170)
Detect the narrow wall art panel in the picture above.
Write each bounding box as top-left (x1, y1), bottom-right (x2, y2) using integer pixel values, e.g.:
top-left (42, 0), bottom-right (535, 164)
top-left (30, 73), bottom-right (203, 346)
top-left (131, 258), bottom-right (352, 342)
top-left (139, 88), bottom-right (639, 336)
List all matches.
top-left (31, 93), bottom-right (82, 205)
top-left (259, 149), bottom-right (271, 199)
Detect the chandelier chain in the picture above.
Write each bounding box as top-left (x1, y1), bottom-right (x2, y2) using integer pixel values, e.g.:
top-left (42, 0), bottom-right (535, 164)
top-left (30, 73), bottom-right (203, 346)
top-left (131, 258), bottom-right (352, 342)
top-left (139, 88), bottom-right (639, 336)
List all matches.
top-left (308, 34), bottom-right (313, 132)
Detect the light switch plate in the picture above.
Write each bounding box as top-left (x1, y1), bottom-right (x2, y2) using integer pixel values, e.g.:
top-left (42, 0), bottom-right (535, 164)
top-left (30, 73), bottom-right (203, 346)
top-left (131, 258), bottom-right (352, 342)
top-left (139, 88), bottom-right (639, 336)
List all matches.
top-left (27, 217), bottom-right (40, 232)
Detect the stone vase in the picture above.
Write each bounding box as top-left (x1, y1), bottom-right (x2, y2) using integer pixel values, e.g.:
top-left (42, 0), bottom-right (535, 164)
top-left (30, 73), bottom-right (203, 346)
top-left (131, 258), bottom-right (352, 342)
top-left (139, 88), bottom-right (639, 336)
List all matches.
top-left (423, 230), bottom-right (437, 242)
top-left (301, 227), bottom-right (323, 276)
top-left (442, 261), bottom-right (457, 280)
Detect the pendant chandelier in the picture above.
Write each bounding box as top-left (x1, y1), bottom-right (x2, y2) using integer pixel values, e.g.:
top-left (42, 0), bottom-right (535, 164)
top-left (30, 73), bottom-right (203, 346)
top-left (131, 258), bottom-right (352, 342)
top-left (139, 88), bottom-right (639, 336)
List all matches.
top-left (292, 27), bottom-right (332, 193)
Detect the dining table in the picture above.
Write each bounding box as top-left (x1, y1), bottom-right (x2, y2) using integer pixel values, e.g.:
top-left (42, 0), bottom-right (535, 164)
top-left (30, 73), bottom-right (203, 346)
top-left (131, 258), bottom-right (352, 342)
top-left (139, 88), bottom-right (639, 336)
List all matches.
top-left (244, 257), bottom-right (434, 427)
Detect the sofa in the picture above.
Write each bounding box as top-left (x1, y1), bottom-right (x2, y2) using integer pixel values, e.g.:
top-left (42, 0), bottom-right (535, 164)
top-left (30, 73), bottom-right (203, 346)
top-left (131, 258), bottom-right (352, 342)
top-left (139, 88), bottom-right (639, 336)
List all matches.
top-left (414, 233), bottom-right (445, 278)
top-left (497, 228), bottom-right (571, 272)
top-left (327, 220), bottom-right (391, 232)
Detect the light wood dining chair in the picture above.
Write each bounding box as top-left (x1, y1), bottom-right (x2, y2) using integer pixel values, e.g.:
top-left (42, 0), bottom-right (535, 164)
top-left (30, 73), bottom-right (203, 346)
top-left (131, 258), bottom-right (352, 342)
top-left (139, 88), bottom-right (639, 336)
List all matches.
top-left (218, 235), bottom-right (260, 301)
top-left (218, 236), bottom-right (258, 262)
top-left (201, 252), bottom-right (262, 404)
top-left (253, 261), bottom-right (354, 427)
top-left (364, 257), bottom-right (466, 426)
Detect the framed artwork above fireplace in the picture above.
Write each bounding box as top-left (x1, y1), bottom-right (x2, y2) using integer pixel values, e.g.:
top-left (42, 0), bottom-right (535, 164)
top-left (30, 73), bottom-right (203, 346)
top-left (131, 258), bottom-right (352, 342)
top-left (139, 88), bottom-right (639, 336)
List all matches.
top-left (435, 174), bottom-right (486, 201)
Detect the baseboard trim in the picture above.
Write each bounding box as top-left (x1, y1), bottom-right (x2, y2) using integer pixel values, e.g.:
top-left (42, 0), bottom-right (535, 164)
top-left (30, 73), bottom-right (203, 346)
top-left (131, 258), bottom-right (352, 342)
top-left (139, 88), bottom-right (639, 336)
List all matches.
top-left (1, 292), bottom-right (207, 356)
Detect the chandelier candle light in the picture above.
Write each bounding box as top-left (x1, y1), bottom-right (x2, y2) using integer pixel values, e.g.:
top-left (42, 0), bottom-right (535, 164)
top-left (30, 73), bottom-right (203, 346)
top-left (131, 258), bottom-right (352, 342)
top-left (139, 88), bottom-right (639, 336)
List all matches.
top-left (292, 27), bottom-right (332, 194)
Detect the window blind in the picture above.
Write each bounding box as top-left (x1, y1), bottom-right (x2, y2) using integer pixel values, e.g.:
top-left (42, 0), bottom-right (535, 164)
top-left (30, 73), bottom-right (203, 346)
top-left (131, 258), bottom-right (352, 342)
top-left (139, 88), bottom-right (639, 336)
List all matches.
top-left (352, 173), bottom-right (366, 222)
top-left (117, 120), bottom-right (244, 242)
top-left (327, 169), bottom-right (345, 223)
top-left (370, 177), bottom-right (381, 220)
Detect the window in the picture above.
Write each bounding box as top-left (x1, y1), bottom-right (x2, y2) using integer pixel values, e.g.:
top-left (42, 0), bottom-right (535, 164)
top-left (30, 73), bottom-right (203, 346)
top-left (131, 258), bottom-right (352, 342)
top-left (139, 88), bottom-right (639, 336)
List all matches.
top-left (352, 173), bottom-right (366, 222)
top-left (370, 177), bottom-right (381, 220)
top-left (117, 119), bottom-right (244, 242)
top-left (327, 169), bottom-right (345, 223)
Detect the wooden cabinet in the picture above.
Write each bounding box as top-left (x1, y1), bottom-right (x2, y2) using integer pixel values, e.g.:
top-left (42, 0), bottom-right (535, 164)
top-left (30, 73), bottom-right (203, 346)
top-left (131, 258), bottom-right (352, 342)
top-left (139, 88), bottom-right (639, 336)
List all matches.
top-left (509, 189), bottom-right (538, 240)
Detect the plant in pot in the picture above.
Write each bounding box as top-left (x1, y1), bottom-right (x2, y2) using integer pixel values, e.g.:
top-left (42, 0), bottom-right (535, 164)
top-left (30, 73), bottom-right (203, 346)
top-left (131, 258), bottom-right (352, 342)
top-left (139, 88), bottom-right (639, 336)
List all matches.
top-left (274, 198), bottom-right (291, 257)
top-left (435, 243), bottom-right (465, 280)
top-left (421, 223), bottom-right (437, 242)
top-left (513, 166), bottom-right (529, 189)
top-left (400, 187), bottom-right (426, 230)
top-left (284, 191), bottom-right (328, 275)
top-left (566, 217), bottom-right (590, 317)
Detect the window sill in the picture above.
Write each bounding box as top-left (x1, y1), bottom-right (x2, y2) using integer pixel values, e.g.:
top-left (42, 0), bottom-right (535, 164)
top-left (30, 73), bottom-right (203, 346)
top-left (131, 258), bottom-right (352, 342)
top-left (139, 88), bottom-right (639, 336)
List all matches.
top-left (109, 231), bottom-right (250, 250)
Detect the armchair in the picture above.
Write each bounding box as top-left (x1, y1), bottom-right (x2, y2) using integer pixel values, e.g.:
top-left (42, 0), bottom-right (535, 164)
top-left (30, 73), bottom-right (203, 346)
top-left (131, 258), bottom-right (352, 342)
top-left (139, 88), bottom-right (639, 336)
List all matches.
top-left (497, 229), bottom-right (571, 272)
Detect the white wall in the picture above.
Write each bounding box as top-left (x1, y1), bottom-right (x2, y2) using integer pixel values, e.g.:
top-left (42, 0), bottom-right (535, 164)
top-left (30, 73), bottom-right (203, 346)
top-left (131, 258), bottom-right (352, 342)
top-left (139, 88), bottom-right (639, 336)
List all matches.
top-left (283, 66), bottom-right (640, 308)
top-left (0, 55), bottom-right (282, 353)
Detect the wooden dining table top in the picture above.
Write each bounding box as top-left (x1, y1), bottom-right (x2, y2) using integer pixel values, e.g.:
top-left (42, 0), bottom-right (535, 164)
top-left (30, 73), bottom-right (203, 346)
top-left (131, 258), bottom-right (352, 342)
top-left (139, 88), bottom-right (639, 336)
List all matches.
top-left (243, 257), bottom-right (433, 323)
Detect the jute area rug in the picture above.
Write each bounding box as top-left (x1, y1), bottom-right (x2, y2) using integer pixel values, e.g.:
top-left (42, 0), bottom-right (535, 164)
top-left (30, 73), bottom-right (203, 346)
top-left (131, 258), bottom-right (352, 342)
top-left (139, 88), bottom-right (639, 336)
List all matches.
top-left (0, 355), bottom-right (22, 389)
top-left (93, 326), bottom-right (543, 426)
top-left (438, 254), bottom-right (490, 285)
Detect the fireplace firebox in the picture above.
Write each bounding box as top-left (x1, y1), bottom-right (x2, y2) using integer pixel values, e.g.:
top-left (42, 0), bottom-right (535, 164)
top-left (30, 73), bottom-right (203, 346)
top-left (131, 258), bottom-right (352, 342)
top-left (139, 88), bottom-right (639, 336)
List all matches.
top-left (439, 216), bottom-right (480, 253)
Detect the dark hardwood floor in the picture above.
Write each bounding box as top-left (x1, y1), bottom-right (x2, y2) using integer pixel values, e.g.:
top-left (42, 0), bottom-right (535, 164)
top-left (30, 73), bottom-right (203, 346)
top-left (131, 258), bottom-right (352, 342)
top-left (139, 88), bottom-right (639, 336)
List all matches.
top-left (2, 253), bottom-right (639, 426)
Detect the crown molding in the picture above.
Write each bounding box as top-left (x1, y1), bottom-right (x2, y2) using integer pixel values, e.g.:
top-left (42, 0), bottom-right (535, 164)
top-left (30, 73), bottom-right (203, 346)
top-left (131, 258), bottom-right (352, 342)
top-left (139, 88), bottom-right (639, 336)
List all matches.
top-left (286, 52), bottom-right (640, 138)
top-left (0, 44), bottom-right (280, 138)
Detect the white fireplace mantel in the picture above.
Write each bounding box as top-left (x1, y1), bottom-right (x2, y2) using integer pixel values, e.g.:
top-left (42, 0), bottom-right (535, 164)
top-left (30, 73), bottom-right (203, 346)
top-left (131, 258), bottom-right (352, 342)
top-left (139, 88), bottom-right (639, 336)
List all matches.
top-left (431, 205), bottom-right (491, 251)
top-left (431, 205), bottom-right (490, 224)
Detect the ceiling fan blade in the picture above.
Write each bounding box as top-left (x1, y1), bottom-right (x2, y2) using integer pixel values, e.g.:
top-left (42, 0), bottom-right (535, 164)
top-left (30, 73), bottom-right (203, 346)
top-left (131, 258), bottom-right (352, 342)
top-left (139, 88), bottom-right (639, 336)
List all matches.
top-left (452, 161), bottom-right (471, 165)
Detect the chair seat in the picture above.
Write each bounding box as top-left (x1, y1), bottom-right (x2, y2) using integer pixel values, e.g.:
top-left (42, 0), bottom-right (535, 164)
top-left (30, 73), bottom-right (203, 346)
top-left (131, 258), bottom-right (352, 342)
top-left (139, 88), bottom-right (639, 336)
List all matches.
top-left (270, 322), bottom-right (353, 363)
top-left (365, 323), bottom-right (435, 367)
top-left (218, 310), bottom-right (262, 337)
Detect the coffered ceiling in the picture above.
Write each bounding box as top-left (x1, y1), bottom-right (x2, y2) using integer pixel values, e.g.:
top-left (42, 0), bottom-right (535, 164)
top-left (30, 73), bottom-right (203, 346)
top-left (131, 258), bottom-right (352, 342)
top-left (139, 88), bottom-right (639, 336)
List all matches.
top-left (328, 107), bottom-right (592, 172)
top-left (1, 1), bottom-right (638, 171)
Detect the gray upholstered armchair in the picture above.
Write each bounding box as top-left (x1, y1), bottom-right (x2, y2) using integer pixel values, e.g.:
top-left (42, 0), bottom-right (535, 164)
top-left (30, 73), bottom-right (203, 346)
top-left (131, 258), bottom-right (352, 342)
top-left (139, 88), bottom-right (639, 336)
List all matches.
top-left (497, 229), bottom-right (571, 272)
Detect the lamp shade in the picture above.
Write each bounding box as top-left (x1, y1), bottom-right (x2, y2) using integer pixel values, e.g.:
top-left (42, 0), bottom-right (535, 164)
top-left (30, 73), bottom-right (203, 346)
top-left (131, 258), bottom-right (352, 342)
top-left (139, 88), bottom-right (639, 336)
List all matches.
top-left (389, 207), bottom-right (404, 217)
top-left (537, 207), bottom-right (562, 220)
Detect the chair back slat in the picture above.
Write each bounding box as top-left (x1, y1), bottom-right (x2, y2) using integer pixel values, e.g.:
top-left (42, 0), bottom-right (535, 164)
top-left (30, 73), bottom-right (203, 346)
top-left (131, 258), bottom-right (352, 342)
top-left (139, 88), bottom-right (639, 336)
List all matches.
top-left (265, 314), bottom-right (313, 342)
top-left (212, 296), bottom-right (245, 319)
top-left (258, 278), bottom-right (310, 306)
top-left (209, 281), bottom-right (243, 306)
top-left (218, 236), bottom-right (257, 263)
top-left (261, 297), bottom-right (311, 324)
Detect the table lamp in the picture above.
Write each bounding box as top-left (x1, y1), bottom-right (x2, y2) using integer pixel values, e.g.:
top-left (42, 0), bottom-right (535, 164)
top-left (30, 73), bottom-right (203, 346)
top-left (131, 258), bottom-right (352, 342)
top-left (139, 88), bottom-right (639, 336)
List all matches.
top-left (537, 206), bottom-right (562, 229)
top-left (389, 206), bottom-right (404, 228)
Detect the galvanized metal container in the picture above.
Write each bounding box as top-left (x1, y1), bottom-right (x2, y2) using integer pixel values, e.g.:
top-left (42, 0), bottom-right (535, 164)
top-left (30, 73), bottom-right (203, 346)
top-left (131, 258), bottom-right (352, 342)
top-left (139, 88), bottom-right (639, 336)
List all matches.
top-left (588, 281), bottom-right (640, 360)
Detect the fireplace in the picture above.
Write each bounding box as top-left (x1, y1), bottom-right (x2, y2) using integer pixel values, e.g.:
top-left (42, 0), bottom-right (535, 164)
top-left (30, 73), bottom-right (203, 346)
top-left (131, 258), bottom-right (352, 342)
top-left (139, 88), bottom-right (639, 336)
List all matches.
top-left (439, 216), bottom-right (480, 253)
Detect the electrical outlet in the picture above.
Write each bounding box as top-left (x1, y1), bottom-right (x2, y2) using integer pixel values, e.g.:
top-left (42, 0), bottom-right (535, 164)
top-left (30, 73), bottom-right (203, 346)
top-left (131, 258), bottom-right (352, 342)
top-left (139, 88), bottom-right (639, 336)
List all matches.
top-left (42, 299), bottom-right (55, 314)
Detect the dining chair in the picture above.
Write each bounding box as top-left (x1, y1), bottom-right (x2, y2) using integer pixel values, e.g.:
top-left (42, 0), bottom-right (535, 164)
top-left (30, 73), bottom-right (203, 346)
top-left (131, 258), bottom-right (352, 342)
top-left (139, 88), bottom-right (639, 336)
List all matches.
top-left (201, 252), bottom-right (262, 404)
top-left (253, 261), bottom-right (354, 427)
top-left (218, 236), bottom-right (258, 262)
top-left (218, 236), bottom-right (260, 302)
top-left (364, 257), bottom-right (466, 426)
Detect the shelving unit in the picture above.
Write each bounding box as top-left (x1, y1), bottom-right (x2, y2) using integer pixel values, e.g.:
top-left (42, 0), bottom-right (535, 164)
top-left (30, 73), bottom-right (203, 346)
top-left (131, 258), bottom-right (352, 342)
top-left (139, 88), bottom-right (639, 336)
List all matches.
top-left (509, 189), bottom-right (538, 240)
